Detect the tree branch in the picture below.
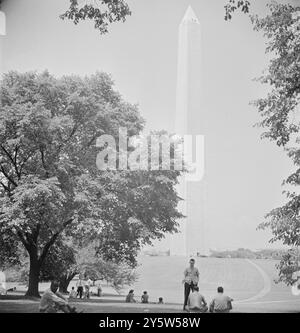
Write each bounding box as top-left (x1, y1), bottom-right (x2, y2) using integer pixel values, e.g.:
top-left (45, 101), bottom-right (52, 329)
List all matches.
top-left (38, 218), bottom-right (74, 265)
top-left (16, 230), bottom-right (31, 252)
top-left (0, 164), bottom-right (17, 187)
top-left (1, 145), bottom-right (21, 179)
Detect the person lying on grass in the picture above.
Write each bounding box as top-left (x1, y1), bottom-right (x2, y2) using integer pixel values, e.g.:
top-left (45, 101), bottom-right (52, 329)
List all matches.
top-left (39, 281), bottom-right (80, 313)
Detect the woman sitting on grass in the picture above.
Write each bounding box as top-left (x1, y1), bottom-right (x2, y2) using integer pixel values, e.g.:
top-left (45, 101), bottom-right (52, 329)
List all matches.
top-left (125, 289), bottom-right (136, 303)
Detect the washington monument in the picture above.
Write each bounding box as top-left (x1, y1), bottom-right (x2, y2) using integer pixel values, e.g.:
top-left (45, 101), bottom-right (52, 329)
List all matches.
top-left (171, 5), bottom-right (208, 256)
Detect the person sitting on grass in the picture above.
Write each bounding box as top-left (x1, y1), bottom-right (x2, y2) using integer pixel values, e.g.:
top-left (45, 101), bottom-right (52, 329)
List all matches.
top-left (209, 286), bottom-right (233, 313)
top-left (141, 291), bottom-right (149, 303)
top-left (187, 286), bottom-right (208, 313)
top-left (69, 286), bottom-right (77, 299)
top-left (96, 281), bottom-right (102, 297)
top-left (125, 289), bottom-right (136, 303)
top-left (158, 297), bottom-right (164, 304)
top-left (0, 271), bottom-right (6, 295)
top-left (39, 281), bottom-right (78, 313)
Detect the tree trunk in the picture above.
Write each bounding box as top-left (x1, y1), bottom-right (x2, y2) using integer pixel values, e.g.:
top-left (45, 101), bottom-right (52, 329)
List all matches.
top-left (58, 276), bottom-right (71, 293)
top-left (59, 273), bottom-right (76, 293)
top-left (25, 250), bottom-right (41, 297)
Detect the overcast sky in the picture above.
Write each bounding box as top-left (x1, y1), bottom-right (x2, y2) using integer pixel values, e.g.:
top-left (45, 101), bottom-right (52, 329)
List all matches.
top-left (1, 0), bottom-right (298, 250)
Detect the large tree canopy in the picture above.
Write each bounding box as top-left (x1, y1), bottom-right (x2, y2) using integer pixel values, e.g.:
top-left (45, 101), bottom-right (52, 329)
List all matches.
top-left (0, 71), bottom-right (183, 296)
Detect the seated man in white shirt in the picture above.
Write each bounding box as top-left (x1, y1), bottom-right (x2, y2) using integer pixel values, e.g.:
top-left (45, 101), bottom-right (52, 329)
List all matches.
top-left (187, 286), bottom-right (208, 313)
top-left (39, 281), bottom-right (78, 313)
top-left (209, 286), bottom-right (233, 313)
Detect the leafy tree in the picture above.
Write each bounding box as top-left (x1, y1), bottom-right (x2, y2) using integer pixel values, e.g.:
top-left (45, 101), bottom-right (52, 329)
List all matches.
top-left (250, 2), bottom-right (300, 282)
top-left (0, 230), bottom-right (21, 268)
top-left (224, 0), bottom-right (251, 21)
top-left (0, 71), bottom-right (183, 297)
top-left (0, 0), bottom-right (251, 33)
top-left (78, 246), bottom-right (137, 293)
top-left (60, 0), bottom-right (131, 34)
top-left (0, 0), bottom-right (131, 34)
top-left (276, 248), bottom-right (300, 286)
top-left (39, 241), bottom-right (76, 282)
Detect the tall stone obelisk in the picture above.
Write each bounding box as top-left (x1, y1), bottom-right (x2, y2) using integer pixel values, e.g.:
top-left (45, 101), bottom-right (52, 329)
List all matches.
top-left (172, 5), bottom-right (208, 256)
top-left (0, 9), bottom-right (6, 77)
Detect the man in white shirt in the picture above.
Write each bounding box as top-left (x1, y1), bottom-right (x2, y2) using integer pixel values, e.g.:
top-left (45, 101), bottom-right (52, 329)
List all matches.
top-left (182, 258), bottom-right (199, 310)
top-left (39, 281), bottom-right (77, 313)
top-left (187, 286), bottom-right (208, 312)
top-left (209, 286), bottom-right (233, 313)
top-left (84, 277), bottom-right (93, 299)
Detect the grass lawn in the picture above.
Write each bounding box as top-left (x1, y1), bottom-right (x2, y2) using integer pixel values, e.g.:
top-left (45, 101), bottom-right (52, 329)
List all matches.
top-left (1, 257), bottom-right (300, 313)
top-left (0, 295), bottom-right (182, 313)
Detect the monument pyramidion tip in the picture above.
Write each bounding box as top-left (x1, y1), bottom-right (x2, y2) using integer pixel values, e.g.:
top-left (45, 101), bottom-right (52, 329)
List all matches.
top-left (181, 5), bottom-right (200, 24)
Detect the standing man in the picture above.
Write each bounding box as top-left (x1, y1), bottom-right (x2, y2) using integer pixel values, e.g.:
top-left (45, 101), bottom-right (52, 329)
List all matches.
top-left (182, 258), bottom-right (199, 310)
top-left (76, 275), bottom-right (84, 299)
top-left (84, 276), bottom-right (93, 299)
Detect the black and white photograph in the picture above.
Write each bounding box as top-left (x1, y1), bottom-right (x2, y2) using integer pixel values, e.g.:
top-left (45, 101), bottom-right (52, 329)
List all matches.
top-left (0, 0), bottom-right (300, 318)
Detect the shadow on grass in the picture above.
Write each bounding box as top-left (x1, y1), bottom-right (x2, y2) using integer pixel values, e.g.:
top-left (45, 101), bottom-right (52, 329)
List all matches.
top-left (0, 295), bottom-right (40, 302)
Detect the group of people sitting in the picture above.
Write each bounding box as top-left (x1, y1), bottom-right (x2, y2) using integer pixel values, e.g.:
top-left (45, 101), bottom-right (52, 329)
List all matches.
top-left (186, 285), bottom-right (233, 313)
top-left (39, 276), bottom-right (103, 313)
top-left (125, 289), bottom-right (164, 305)
top-left (183, 258), bottom-right (233, 313)
top-left (124, 286), bottom-right (232, 313)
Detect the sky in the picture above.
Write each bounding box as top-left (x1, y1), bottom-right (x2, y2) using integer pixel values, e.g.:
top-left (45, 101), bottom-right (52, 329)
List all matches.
top-left (0, 0), bottom-right (298, 251)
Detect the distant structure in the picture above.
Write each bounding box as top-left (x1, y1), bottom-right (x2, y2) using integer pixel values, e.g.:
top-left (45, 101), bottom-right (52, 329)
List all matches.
top-left (0, 10), bottom-right (6, 36)
top-left (171, 5), bottom-right (209, 256)
top-left (0, 9), bottom-right (6, 76)
top-left (143, 5), bottom-right (209, 256)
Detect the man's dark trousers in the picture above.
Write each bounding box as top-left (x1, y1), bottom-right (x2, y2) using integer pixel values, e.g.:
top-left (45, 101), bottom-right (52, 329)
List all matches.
top-left (183, 281), bottom-right (197, 309)
top-left (77, 286), bottom-right (83, 299)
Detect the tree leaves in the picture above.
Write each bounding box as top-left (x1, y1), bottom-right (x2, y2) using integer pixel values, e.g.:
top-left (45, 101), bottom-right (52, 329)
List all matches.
top-left (60, 0), bottom-right (131, 34)
top-left (224, 0), bottom-right (250, 21)
top-left (251, 3), bottom-right (300, 284)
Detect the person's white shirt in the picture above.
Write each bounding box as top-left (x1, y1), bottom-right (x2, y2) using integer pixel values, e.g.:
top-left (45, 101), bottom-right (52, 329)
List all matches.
top-left (188, 290), bottom-right (206, 309)
top-left (69, 289), bottom-right (77, 299)
top-left (183, 267), bottom-right (199, 284)
top-left (76, 279), bottom-right (84, 287)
